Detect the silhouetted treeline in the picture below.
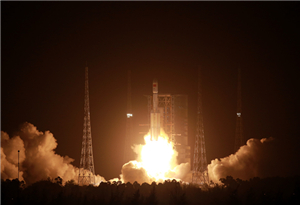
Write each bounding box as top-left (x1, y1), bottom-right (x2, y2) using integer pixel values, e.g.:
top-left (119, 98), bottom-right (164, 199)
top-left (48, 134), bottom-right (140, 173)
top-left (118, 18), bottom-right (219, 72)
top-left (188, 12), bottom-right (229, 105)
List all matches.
top-left (2, 176), bottom-right (300, 205)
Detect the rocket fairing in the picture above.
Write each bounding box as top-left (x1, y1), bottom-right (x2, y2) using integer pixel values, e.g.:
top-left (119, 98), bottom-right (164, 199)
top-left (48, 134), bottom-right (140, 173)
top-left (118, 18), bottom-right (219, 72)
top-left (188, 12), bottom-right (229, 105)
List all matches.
top-left (150, 79), bottom-right (160, 141)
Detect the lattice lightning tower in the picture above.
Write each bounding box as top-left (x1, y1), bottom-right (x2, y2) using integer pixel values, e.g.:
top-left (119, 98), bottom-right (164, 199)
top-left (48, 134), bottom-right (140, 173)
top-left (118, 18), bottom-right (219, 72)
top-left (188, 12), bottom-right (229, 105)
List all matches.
top-left (78, 66), bottom-right (95, 185)
top-left (192, 68), bottom-right (209, 185)
top-left (234, 68), bottom-right (244, 153)
top-left (124, 70), bottom-right (133, 163)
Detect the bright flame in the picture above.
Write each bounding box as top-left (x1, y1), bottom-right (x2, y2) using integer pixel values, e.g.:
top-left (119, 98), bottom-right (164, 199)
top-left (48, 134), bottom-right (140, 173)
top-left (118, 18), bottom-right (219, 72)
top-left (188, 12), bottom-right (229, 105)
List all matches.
top-left (120, 129), bottom-right (191, 184)
top-left (141, 134), bottom-right (175, 180)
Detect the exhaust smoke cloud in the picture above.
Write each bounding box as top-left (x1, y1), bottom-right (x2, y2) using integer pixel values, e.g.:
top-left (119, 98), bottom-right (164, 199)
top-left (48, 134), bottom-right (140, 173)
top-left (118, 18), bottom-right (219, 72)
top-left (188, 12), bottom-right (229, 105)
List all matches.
top-left (208, 137), bottom-right (299, 183)
top-left (1, 122), bottom-right (105, 185)
top-left (3, 123), bottom-right (297, 186)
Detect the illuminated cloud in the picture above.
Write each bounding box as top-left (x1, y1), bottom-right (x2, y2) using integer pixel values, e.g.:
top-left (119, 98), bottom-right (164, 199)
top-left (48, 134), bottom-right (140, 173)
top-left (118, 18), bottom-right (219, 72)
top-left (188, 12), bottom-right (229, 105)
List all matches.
top-left (208, 137), bottom-right (298, 183)
top-left (1, 122), bottom-right (105, 185)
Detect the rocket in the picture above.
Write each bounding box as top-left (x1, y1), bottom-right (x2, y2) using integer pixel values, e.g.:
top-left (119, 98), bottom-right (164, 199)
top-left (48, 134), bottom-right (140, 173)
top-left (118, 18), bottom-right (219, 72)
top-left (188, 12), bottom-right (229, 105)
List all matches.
top-left (150, 79), bottom-right (160, 141)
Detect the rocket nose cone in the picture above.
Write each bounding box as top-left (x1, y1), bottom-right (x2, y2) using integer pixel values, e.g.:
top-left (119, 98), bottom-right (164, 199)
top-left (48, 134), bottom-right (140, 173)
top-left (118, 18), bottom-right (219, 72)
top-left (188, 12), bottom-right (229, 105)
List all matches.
top-left (153, 79), bottom-right (158, 87)
top-left (153, 78), bottom-right (158, 93)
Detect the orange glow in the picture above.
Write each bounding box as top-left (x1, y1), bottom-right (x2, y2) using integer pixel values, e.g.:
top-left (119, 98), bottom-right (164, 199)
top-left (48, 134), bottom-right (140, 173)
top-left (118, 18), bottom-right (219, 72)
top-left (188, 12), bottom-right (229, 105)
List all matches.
top-left (141, 134), bottom-right (175, 180)
top-left (120, 129), bottom-right (191, 184)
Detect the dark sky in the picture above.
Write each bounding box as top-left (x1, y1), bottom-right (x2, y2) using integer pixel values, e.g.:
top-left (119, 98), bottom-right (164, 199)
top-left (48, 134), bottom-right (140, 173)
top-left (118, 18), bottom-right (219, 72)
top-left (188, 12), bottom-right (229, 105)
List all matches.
top-left (2, 2), bottom-right (300, 180)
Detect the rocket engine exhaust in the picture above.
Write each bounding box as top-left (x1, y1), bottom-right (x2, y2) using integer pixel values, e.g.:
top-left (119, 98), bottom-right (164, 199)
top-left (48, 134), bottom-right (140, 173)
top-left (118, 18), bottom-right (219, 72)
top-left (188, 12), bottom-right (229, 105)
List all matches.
top-left (150, 79), bottom-right (160, 141)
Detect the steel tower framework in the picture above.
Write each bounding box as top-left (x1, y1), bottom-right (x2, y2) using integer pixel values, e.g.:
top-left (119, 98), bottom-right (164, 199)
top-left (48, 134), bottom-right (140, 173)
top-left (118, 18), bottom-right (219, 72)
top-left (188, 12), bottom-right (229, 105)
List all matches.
top-left (192, 68), bottom-right (209, 185)
top-left (78, 66), bottom-right (95, 185)
top-left (124, 70), bottom-right (133, 163)
top-left (234, 68), bottom-right (244, 152)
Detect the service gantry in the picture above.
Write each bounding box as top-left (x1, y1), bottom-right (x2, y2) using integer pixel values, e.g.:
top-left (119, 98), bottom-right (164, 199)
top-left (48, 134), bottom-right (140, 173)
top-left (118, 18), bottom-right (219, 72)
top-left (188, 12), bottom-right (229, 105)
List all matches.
top-left (78, 66), bottom-right (95, 185)
top-left (192, 68), bottom-right (209, 185)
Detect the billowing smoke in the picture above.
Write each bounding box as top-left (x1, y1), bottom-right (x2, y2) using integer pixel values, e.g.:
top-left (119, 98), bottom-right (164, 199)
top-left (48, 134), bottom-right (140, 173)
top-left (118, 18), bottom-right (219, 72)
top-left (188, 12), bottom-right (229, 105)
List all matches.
top-left (120, 161), bottom-right (191, 184)
top-left (5, 123), bottom-right (296, 186)
top-left (208, 137), bottom-right (299, 183)
top-left (1, 132), bottom-right (25, 181)
top-left (1, 122), bottom-right (105, 185)
top-left (121, 161), bottom-right (151, 184)
top-left (120, 158), bottom-right (191, 185)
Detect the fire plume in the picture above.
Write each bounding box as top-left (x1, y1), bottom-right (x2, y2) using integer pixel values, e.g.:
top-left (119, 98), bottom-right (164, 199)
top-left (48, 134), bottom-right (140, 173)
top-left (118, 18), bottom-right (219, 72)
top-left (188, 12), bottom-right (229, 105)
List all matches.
top-left (141, 134), bottom-right (175, 180)
top-left (120, 130), bottom-right (191, 184)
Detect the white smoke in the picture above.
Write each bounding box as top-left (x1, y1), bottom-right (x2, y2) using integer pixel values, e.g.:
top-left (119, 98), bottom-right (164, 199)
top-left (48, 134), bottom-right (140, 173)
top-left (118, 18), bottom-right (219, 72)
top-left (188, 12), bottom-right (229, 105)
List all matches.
top-left (121, 160), bottom-right (151, 184)
top-left (120, 160), bottom-right (191, 184)
top-left (1, 122), bottom-right (105, 185)
top-left (1, 131), bottom-right (25, 181)
top-left (208, 137), bottom-right (299, 183)
top-left (6, 123), bottom-right (294, 186)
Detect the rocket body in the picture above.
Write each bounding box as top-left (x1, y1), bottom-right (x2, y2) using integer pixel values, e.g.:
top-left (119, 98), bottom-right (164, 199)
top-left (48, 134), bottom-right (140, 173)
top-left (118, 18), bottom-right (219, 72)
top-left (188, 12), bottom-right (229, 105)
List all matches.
top-left (150, 79), bottom-right (160, 141)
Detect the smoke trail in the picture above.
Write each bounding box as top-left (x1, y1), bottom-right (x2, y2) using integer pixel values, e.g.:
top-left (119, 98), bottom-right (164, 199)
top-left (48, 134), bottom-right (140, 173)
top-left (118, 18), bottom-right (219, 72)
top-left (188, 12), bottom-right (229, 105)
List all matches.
top-left (1, 122), bottom-right (105, 185)
top-left (208, 137), bottom-right (299, 183)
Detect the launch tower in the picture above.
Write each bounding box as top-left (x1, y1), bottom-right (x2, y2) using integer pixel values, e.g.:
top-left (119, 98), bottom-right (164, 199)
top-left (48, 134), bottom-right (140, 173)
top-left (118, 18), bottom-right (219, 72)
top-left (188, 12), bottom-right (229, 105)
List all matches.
top-left (234, 68), bottom-right (244, 152)
top-left (78, 66), bottom-right (95, 185)
top-left (192, 68), bottom-right (209, 185)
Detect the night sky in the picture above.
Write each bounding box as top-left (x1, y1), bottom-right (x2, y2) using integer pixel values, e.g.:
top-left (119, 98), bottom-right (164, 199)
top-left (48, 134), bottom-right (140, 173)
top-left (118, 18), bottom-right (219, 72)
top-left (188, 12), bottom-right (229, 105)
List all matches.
top-left (2, 2), bottom-right (300, 180)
